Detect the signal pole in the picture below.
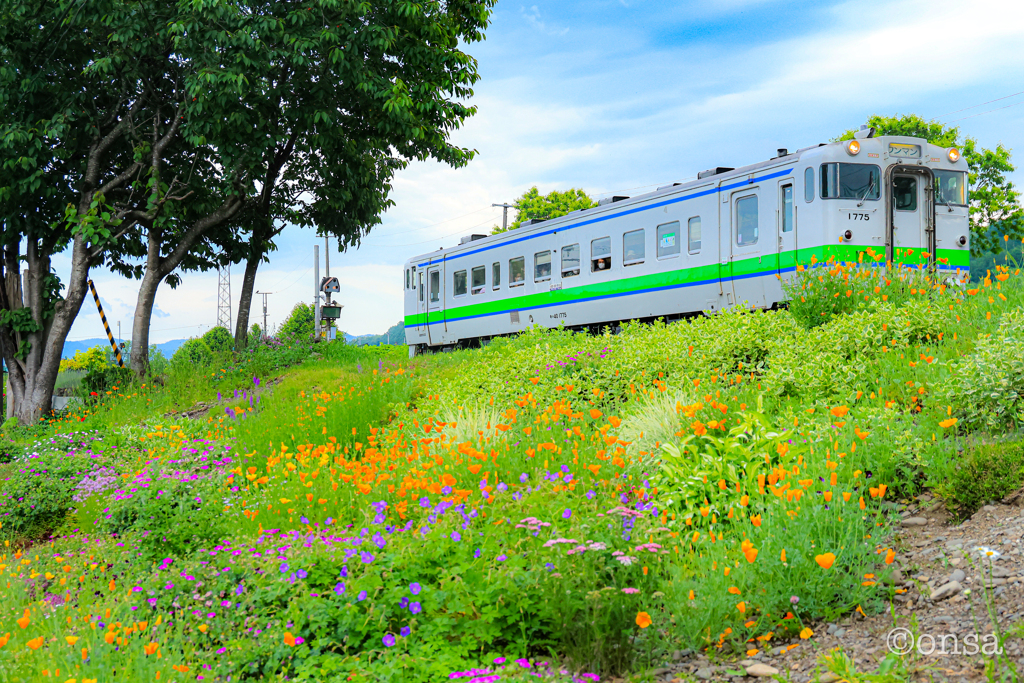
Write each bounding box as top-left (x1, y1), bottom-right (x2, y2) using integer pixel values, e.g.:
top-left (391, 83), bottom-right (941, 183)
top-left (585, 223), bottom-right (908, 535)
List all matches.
top-left (255, 291), bottom-right (272, 341)
top-left (313, 244), bottom-right (321, 338)
top-left (492, 203), bottom-right (513, 231)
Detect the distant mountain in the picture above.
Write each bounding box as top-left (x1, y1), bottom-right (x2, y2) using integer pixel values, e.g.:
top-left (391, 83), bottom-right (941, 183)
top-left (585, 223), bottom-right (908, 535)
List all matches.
top-left (345, 322), bottom-right (405, 346)
top-left (62, 338), bottom-right (186, 359)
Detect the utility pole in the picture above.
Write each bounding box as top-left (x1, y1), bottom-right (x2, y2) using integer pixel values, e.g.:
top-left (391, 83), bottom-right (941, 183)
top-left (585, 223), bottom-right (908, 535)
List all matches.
top-left (314, 244), bottom-right (321, 338)
top-left (492, 203), bottom-right (513, 231)
top-left (256, 291), bottom-right (272, 341)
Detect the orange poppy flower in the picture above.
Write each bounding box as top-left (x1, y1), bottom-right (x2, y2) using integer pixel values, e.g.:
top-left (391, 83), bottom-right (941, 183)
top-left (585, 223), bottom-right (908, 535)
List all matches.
top-left (728, 586), bottom-right (741, 595)
top-left (815, 552), bottom-right (836, 570)
top-left (736, 601), bottom-right (746, 614)
top-left (636, 612), bottom-right (652, 629)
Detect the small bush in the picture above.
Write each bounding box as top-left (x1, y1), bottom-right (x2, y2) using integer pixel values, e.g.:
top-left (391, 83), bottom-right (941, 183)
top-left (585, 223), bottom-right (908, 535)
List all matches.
top-left (81, 365), bottom-right (133, 398)
top-left (202, 326), bottom-right (234, 354)
top-left (98, 476), bottom-right (228, 561)
top-left (0, 438), bottom-right (22, 464)
top-left (279, 302), bottom-right (314, 342)
top-left (171, 338), bottom-right (214, 367)
top-left (0, 455), bottom-right (84, 541)
top-left (939, 441), bottom-right (1024, 516)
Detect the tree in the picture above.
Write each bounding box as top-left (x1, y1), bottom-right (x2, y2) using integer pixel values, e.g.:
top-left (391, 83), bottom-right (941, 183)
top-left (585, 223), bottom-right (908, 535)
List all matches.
top-left (491, 187), bottom-right (595, 234)
top-left (838, 114), bottom-right (1023, 257)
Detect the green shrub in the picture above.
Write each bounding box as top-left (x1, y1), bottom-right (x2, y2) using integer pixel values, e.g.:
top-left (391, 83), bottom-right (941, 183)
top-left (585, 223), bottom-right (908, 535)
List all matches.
top-left (0, 454), bottom-right (83, 541)
top-left (0, 437), bottom-right (21, 464)
top-left (937, 441), bottom-right (1024, 516)
top-left (98, 476), bottom-right (228, 561)
top-left (279, 302), bottom-right (314, 342)
top-left (939, 308), bottom-right (1024, 430)
top-left (171, 338), bottom-right (214, 367)
top-left (81, 364), bottom-right (133, 398)
top-left (202, 325), bottom-right (234, 354)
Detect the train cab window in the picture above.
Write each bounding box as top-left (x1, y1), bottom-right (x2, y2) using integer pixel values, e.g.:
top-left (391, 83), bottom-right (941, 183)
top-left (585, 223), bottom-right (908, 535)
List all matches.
top-left (657, 221), bottom-right (680, 259)
top-left (534, 251), bottom-right (551, 282)
top-left (453, 270), bottom-right (468, 297)
top-left (492, 262), bottom-right (501, 289)
top-left (688, 217), bottom-right (701, 253)
top-left (735, 195), bottom-right (759, 246)
top-left (820, 163), bottom-right (880, 200)
top-left (561, 244), bottom-right (580, 277)
top-left (781, 185), bottom-right (794, 233)
top-left (894, 177), bottom-right (917, 211)
top-left (429, 270), bottom-right (439, 303)
top-left (418, 272), bottom-right (424, 302)
top-left (623, 229), bottom-right (645, 266)
top-left (471, 266), bottom-right (486, 295)
top-left (935, 170), bottom-right (967, 205)
top-left (804, 168), bottom-right (814, 202)
top-left (509, 257), bottom-right (525, 287)
top-left (591, 237), bottom-right (611, 272)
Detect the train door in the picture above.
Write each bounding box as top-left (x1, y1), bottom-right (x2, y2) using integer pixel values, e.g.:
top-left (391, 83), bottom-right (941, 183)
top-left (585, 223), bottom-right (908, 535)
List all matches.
top-left (415, 269), bottom-right (427, 336)
top-left (426, 265), bottom-right (442, 345)
top-left (890, 172), bottom-right (930, 266)
top-left (728, 188), bottom-right (768, 308)
top-left (767, 180), bottom-right (796, 305)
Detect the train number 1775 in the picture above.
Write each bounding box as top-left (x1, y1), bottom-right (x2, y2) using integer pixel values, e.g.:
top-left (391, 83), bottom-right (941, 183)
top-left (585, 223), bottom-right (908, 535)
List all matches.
top-left (847, 213), bottom-right (870, 221)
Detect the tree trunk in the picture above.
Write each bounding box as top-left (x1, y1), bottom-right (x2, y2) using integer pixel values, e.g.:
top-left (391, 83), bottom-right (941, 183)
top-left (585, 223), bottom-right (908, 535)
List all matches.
top-left (234, 253), bottom-right (261, 352)
top-left (130, 269), bottom-right (163, 378)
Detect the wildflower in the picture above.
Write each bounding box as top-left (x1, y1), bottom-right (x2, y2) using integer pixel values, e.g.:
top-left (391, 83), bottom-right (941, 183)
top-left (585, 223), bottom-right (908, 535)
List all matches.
top-left (284, 632), bottom-right (297, 647)
top-left (974, 546), bottom-right (1001, 560)
top-left (65, 636), bottom-right (79, 646)
top-left (401, 626), bottom-right (411, 637)
top-left (736, 601), bottom-right (746, 613)
top-left (410, 602), bottom-right (422, 615)
top-left (562, 508), bottom-right (572, 519)
top-left (939, 418), bottom-right (958, 429)
top-left (815, 553), bottom-right (836, 570)
top-left (410, 582), bottom-right (422, 595)
top-left (27, 636), bottom-right (45, 650)
top-left (635, 611), bottom-right (652, 628)
top-left (799, 627), bottom-right (813, 639)
top-left (790, 595), bottom-right (799, 604)
top-left (728, 587), bottom-right (741, 595)
top-left (622, 587), bottom-right (639, 594)
top-left (780, 549), bottom-right (787, 563)
top-left (383, 633), bottom-right (396, 647)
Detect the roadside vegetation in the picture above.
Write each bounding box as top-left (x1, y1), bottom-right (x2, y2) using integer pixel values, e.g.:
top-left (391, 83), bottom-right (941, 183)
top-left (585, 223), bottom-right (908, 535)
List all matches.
top-left (1, 254), bottom-right (1023, 682)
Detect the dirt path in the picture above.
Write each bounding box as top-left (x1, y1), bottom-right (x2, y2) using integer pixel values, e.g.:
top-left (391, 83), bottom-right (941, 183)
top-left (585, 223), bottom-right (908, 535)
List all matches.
top-left (654, 497), bottom-right (1024, 682)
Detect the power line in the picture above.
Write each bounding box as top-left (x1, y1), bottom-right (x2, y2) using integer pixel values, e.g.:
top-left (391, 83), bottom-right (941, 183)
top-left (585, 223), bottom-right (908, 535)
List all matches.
top-left (933, 90), bottom-right (1024, 120)
top-left (945, 98), bottom-right (1024, 124)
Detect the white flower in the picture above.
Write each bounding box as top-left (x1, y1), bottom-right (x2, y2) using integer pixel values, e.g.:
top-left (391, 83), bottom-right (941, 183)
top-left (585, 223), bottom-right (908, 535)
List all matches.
top-left (974, 546), bottom-right (1002, 560)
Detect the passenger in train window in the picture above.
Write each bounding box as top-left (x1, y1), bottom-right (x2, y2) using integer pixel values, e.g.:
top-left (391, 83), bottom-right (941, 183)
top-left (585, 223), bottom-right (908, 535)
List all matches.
top-left (594, 257), bottom-right (610, 270)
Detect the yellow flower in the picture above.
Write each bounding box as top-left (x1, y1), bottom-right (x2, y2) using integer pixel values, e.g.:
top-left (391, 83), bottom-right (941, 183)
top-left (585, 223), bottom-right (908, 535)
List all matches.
top-left (799, 627), bottom-right (814, 639)
top-left (65, 636), bottom-right (79, 646)
top-left (939, 418), bottom-right (958, 429)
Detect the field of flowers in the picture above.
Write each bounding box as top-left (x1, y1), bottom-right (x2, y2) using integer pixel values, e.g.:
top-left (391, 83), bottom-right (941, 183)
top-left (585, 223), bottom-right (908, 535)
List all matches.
top-left (1, 256), bottom-right (1023, 682)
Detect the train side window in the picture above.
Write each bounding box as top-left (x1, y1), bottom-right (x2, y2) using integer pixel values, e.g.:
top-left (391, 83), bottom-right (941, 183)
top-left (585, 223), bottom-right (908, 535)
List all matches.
top-left (561, 243), bottom-right (580, 277)
top-left (429, 270), bottom-right (439, 303)
top-left (804, 168), bottom-right (814, 202)
top-left (657, 221), bottom-right (680, 259)
top-left (894, 177), bottom-right (917, 211)
top-left (591, 237), bottom-right (611, 272)
top-left (781, 185), bottom-right (794, 232)
top-left (471, 266), bottom-right (486, 295)
top-left (820, 163), bottom-right (880, 200)
top-left (688, 217), bottom-right (701, 253)
top-left (509, 257), bottom-right (525, 287)
top-left (418, 272), bottom-right (424, 302)
top-left (405, 268), bottom-right (410, 289)
top-left (411, 266), bottom-right (416, 289)
top-left (623, 229), bottom-right (645, 266)
top-left (736, 195), bottom-right (759, 246)
top-left (534, 250), bottom-right (551, 282)
top-left (453, 270), bottom-right (468, 297)
top-left (492, 262), bottom-right (501, 289)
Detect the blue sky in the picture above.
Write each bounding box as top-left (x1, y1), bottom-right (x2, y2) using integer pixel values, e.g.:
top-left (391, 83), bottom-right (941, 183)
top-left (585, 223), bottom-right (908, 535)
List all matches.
top-left (62, 0), bottom-right (1024, 343)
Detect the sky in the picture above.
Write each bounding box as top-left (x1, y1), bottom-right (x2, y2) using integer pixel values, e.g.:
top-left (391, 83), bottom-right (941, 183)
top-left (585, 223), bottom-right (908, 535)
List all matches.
top-left (60, 0), bottom-right (1024, 344)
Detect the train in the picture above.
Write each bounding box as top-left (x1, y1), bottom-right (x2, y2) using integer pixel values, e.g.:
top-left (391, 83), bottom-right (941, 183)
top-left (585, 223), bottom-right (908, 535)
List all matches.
top-left (403, 127), bottom-right (970, 355)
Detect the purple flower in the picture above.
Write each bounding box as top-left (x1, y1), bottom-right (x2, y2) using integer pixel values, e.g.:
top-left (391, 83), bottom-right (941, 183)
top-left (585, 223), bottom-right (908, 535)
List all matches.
top-left (519, 473), bottom-right (529, 483)
top-left (496, 554), bottom-right (507, 562)
top-left (383, 633), bottom-right (396, 647)
top-left (358, 590), bottom-right (367, 601)
top-left (410, 582), bottom-right (421, 595)
top-left (401, 626), bottom-right (411, 637)
top-left (562, 508), bottom-right (572, 519)
top-left (419, 496), bottom-right (430, 508)
top-left (296, 569), bottom-right (308, 579)
top-left (334, 582), bottom-right (346, 596)
top-left (360, 551), bottom-right (375, 564)
top-left (586, 490), bottom-right (595, 499)
top-left (400, 597), bottom-right (410, 609)
top-left (494, 657), bottom-right (507, 665)
top-left (410, 601), bottom-right (422, 614)
top-left (451, 531), bottom-right (461, 542)
top-left (279, 562), bottom-right (290, 573)
top-left (790, 596), bottom-right (800, 604)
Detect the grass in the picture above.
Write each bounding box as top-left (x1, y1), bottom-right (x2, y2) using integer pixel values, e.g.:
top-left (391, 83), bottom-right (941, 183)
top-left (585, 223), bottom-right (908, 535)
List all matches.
top-left (0, 258), bottom-right (1023, 681)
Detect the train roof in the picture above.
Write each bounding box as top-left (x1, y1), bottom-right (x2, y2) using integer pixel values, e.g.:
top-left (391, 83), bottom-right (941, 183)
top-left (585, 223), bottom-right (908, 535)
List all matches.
top-left (406, 134), bottom-right (950, 267)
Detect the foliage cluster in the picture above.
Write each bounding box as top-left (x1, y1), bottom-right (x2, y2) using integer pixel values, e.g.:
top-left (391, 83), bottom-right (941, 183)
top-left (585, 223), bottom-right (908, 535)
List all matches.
top-left (936, 440), bottom-right (1024, 516)
top-left (492, 186), bottom-right (596, 234)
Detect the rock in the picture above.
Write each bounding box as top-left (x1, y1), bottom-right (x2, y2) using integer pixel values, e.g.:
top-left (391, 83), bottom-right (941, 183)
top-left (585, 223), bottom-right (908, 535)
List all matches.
top-left (933, 615), bottom-right (955, 624)
top-left (827, 624), bottom-right (838, 635)
top-left (695, 668), bottom-right (713, 680)
top-left (991, 566), bottom-right (1013, 578)
top-left (819, 674), bottom-right (841, 683)
top-left (949, 569), bottom-right (966, 583)
top-left (902, 517), bottom-right (928, 527)
top-left (983, 505), bottom-right (998, 513)
top-left (931, 581), bottom-right (963, 601)
top-left (950, 558), bottom-right (962, 566)
top-left (739, 660), bottom-right (755, 667)
top-left (650, 668), bottom-right (670, 676)
top-left (745, 663), bottom-right (780, 677)
top-left (834, 628), bottom-right (846, 638)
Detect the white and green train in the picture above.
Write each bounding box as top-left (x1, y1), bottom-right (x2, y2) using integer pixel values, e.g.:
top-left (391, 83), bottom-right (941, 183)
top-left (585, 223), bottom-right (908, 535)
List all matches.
top-left (403, 129), bottom-right (970, 354)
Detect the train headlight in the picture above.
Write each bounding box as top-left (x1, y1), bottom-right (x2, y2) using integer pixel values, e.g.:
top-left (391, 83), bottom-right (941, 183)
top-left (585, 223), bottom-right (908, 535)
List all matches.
top-left (948, 148), bottom-right (961, 162)
top-left (846, 140), bottom-right (861, 156)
